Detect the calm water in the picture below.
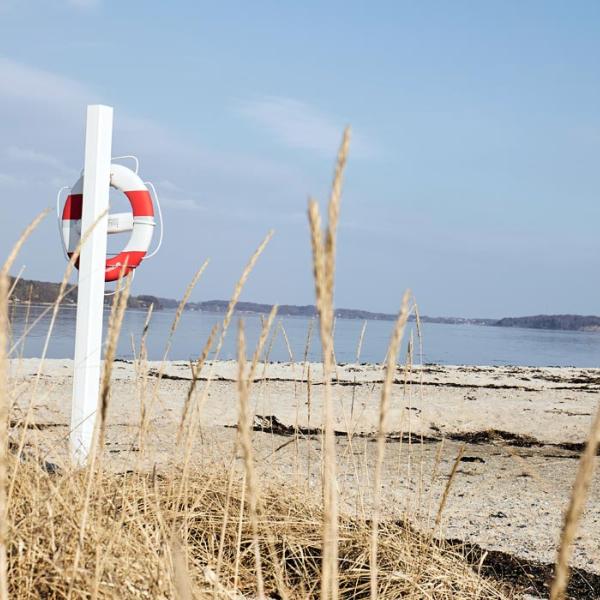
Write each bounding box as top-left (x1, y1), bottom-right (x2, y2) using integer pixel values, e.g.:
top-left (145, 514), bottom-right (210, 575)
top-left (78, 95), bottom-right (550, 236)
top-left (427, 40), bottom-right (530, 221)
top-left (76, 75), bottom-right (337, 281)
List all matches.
top-left (8, 304), bottom-right (600, 367)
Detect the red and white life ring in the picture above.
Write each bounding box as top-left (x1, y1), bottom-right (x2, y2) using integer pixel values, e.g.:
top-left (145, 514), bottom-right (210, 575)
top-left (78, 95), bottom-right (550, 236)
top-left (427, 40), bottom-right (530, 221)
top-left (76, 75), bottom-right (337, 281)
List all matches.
top-left (61, 164), bottom-right (155, 282)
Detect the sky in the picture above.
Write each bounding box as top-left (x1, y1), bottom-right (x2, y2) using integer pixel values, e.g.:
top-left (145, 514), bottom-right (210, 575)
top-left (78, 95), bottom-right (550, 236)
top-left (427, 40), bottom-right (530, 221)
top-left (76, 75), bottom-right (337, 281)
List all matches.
top-left (1, 1), bottom-right (600, 318)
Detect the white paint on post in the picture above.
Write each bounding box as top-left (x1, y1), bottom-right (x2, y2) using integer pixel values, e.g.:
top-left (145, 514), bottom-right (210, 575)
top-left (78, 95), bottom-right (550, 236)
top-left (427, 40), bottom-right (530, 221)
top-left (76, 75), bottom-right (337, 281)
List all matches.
top-left (70, 104), bottom-right (113, 465)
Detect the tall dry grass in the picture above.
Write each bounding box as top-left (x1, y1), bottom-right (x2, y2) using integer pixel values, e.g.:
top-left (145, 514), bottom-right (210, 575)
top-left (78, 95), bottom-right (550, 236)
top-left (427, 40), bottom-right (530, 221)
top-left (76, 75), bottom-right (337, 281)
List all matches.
top-left (0, 210), bottom-right (49, 599)
top-left (550, 404), bottom-right (600, 600)
top-left (235, 321), bottom-right (265, 598)
top-left (308, 127), bottom-right (351, 600)
top-left (0, 137), bottom-right (554, 600)
top-left (370, 290), bottom-right (411, 599)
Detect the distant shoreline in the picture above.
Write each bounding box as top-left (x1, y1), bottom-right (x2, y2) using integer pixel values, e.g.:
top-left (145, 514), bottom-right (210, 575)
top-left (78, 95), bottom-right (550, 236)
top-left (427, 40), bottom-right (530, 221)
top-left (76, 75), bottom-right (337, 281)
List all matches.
top-left (8, 275), bottom-right (600, 333)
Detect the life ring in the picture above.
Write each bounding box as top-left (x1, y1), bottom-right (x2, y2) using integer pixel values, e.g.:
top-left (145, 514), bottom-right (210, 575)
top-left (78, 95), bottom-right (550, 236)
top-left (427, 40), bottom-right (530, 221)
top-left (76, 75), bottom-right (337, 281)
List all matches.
top-left (61, 164), bottom-right (155, 282)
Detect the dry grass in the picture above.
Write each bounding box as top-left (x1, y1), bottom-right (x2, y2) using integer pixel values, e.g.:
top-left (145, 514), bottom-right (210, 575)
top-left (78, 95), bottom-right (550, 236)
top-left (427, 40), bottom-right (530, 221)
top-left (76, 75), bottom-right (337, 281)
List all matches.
top-left (0, 210), bottom-right (49, 599)
top-left (0, 259), bottom-right (10, 600)
top-left (550, 404), bottom-right (600, 600)
top-left (370, 290), bottom-right (411, 599)
top-left (308, 127), bottom-right (351, 600)
top-left (5, 455), bottom-right (510, 599)
top-left (5, 134), bottom-right (585, 599)
top-left (235, 321), bottom-right (265, 598)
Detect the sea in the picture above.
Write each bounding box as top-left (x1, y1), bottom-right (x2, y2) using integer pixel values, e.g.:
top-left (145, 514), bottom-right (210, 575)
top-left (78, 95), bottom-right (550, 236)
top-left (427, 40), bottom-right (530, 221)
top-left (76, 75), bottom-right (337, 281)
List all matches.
top-left (7, 304), bottom-right (600, 368)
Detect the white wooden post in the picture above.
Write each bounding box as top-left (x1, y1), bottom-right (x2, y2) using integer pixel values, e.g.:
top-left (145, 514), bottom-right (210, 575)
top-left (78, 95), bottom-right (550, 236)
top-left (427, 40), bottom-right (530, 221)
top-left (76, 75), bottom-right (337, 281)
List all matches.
top-left (70, 105), bottom-right (113, 465)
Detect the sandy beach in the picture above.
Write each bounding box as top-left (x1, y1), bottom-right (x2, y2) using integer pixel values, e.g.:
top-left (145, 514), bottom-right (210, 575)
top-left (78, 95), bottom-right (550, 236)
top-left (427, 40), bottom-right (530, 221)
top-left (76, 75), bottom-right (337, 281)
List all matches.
top-left (8, 358), bottom-right (600, 593)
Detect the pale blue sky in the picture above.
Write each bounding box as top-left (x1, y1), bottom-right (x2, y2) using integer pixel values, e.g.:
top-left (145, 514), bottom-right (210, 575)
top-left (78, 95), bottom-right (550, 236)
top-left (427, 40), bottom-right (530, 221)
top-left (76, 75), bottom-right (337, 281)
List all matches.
top-left (1, 1), bottom-right (600, 318)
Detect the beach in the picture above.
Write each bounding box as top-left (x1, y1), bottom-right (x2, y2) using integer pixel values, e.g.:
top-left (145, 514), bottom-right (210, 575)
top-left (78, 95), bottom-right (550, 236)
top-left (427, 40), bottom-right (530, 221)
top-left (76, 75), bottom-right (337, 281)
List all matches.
top-left (9, 358), bottom-right (600, 589)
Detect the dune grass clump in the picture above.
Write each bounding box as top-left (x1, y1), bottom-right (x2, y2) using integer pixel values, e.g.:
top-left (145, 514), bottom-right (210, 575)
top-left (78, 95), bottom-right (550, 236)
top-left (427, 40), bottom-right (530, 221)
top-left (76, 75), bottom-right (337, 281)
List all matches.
top-left (7, 457), bottom-right (507, 599)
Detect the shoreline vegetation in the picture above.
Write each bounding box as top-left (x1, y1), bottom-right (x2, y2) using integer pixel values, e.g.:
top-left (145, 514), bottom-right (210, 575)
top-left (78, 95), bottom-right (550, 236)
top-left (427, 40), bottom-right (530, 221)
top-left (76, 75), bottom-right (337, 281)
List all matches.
top-left (9, 275), bottom-right (600, 333)
top-left (2, 132), bottom-right (598, 599)
top-left (9, 358), bottom-right (600, 598)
